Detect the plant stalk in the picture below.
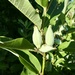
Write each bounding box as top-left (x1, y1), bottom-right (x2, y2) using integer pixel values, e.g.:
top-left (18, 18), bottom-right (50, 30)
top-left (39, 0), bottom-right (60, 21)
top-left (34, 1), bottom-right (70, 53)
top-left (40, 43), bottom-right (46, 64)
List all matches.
top-left (41, 53), bottom-right (46, 75)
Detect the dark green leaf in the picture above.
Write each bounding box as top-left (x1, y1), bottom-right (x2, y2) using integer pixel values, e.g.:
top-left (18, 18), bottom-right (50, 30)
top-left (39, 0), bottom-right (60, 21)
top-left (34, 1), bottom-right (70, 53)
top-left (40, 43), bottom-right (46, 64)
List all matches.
top-left (0, 62), bottom-right (8, 70)
top-left (67, 63), bottom-right (75, 70)
top-left (21, 67), bottom-right (38, 75)
top-left (0, 36), bottom-right (12, 42)
top-left (66, 28), bottom-right (75, 33)
top-left (47, 0), bottom-right (64, 18)
top-left (0, 38), bottom-right (34, 50)
top-left (9, 50), bottom-right (39, 74)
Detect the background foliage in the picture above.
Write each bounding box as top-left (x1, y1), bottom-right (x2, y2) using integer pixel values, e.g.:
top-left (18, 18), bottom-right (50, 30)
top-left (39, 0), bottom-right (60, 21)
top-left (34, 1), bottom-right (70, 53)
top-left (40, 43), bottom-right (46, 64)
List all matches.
top-left (0, 0), bottom-right (75, 75)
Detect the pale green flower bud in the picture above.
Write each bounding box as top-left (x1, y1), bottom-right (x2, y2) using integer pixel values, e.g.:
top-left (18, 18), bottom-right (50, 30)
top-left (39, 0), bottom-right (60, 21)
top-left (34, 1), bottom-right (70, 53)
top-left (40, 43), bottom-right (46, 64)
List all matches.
top-left (45, 25), bottom-right (54, 46)
top-left (39, 44), bottom-right (56, 52)
top-left (32, 26), bottom-right (42, 48)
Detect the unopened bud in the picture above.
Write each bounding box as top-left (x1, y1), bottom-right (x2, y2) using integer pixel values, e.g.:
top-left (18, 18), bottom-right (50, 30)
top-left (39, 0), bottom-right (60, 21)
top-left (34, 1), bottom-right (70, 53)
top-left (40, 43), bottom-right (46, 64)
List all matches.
top-left (45, 25), bottom-right (54, 46)
top-left (32, 26), bottom-right (42, 48)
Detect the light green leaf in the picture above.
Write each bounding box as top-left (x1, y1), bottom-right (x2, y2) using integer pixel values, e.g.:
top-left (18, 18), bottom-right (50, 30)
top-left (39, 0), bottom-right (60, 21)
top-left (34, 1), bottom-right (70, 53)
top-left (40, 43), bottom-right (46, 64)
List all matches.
top-left (35, 0), bottom-right (48, 7)
top-left (57, 0), bottom-right (64, 4)
top-left (0, 38), bottom-right (34, 50)
top-left (58, 41), bottom-right (75, 52)
top-left (19, 56), bottom-right (39, 74)
top-left (58, 41), bottom-right (71, 50)
top-left (9, 0), bottom-right (42, 30)
top-left (55, 58), bottom-right (65, 67)
top-left (66, 0), bottom-right (75, 13)
top-left (23, 51), bottom-right (41, 73)
top-left (63, 41), bottom-right (75, 52)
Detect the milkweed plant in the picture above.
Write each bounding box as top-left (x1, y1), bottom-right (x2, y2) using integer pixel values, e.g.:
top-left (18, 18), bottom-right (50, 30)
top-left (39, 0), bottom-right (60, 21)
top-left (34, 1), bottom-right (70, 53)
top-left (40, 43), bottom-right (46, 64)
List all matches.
top-left (0, 0), bottom-right (75, 75)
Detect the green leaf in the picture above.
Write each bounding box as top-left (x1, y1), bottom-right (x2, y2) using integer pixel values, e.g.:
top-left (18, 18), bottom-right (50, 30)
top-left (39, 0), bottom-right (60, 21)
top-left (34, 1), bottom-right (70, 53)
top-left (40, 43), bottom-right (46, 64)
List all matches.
top-left (8, 0), bottom-right (42, 30)
top-left (63, 41), bottom-right (75, 52)
top-left (57, 0), bottom-right (64, 4)
top-left (66, 28), bottom-right (75, 33)
top-left (0, 48), bottom-right (39, 74)
top-left (58, 41), bottom-right (75, 52)
top-left (55, 58), bottom-right (65, 67)
top-left (35, 0), bottom-right (48, 7)
top-left (21, 68), bottom-right (38, 75)
top-left (58, 41), bottom-right (71, 50)
top-left (23, 51), bottom-right (41, 73)
top-left (8, 50), bottom-right (40, 74)
top-left (47, 0), bottom-right (64, 18)
top-left (50, 14), bottom-right (59, 25)
top-left (0, 36), bottom-right (12, 42)
top-left (45, 61), bottom-right (52, 72)
top-left (0, 38), bottom-right (34, 50)
top-left (72, 32), bottom-right (75, 40)
top-left (19, 56), bottom-right (39, 74)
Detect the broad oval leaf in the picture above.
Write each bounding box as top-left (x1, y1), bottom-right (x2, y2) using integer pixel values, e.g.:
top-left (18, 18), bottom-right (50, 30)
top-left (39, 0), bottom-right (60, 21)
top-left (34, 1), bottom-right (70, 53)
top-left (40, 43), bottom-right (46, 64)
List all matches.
top-left (0, 38), bottom-right (34, 50)
top-left (9, 0), bottom-right (42, 30)
top-left (58, 41), bottom-right (71, 50)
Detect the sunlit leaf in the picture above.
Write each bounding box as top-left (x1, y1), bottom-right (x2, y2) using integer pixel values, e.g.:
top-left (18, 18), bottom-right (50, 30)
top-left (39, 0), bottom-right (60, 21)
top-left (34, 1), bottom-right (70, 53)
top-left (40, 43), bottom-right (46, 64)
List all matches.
top-left (58, 41), bottom-right (75, 52)
top-left (9, 0), bottom-right (42, 30)
top-left (58, 41), bottom-right (71, 50)
top-left (55, 58), bottom-right (65, 67)
top-left (23, 51), bottom-right (41, 73)
top-left (63, 41), bottom-right (75, 52)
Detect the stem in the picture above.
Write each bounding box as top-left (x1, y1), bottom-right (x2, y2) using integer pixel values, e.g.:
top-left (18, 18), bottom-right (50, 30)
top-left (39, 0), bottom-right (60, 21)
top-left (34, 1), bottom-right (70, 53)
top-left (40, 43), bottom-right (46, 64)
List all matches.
top-left (41, 53), bottom-right (46, 75)
top-left (43, 7), bottom-right (46, 16)
top-left (42, 7), bottom-right (47, 29)
top-left (62, 0), bottom-right (69, 14)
